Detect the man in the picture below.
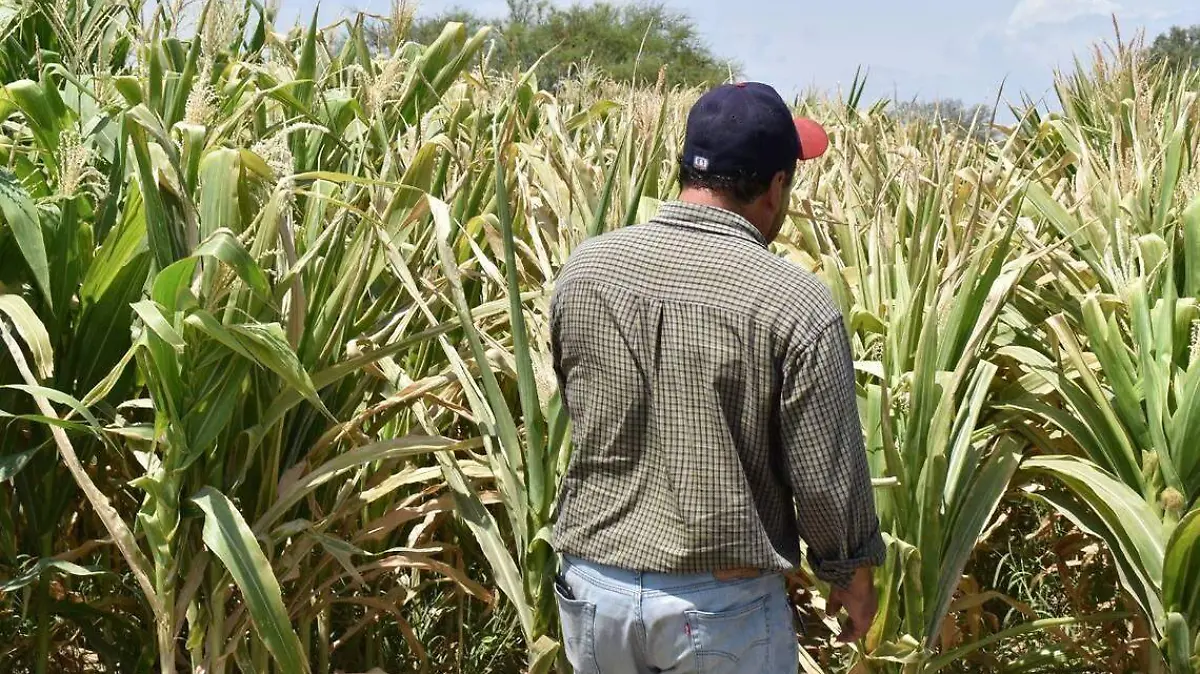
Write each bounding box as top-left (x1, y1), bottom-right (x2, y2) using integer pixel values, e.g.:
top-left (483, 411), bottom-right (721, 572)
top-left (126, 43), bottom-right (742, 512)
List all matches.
top-left (548, 81), bottom-right (886, 673)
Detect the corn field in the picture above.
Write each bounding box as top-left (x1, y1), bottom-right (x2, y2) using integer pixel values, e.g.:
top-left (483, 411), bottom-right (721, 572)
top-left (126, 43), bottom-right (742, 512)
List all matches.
top-left (0, 0), bottom-right (1198, 672)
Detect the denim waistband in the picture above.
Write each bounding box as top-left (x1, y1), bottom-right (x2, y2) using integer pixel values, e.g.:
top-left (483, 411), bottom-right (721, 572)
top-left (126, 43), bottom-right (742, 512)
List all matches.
top-left (560, 553), bottom-right (782, 596)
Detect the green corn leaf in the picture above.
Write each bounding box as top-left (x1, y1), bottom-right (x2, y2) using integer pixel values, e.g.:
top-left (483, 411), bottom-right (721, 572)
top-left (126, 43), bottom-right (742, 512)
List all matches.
top-left (6, 79), bottom-right (64, 156)
top-left (942, 361), bottom-right (999, 510)
top-left (0, 294), bottom-right (53, 379)
top-left (81, 343), bottom-right (138, 408)
top-left (1154, 113), bottom-right (1187, 234)
top-left (81, 185), bottom-right (148, 303)
top-left (250, 294), bottom-right (523, 439)
top-left (197, 149), bottom-right (242, 239)
top-left (227, 322), bottom-right (328, 416)
top-left (0, 321), bottom-right (161, 618)
top-left (382, 145), bottom-right (440, 231)
top-left (429, 26), bottom-right (492, 101)
top-left (0, 446), bottom-right (38, 484)
top-left (128, 117), bottom-right (186, 271)
top-left (1024, 181), bottom-right (1105, 279)
top-left (431, 193), bottom-right (530, 538)
top-left (0, 168), bottom-right (52, 310)
top-left (152, 257), bottom-right (199, 314)
top-left (192, 486), bottom-right (309, 673)
top-left (375, 218), bottom-right (530, 544)
top-left (927, 435), bottom-right (1023, 644)
top-left (1184, 197), bottom-right (1200, 298)
top-left (165, 6), bottom-right (205, 128)
top-left (68, 249), bottom-right (151, 396)
top-left (1169, 363), bottom-right (1200, 491)
top-left (2, 384), bottom-right (103, 431)
top-left (588, 126), bottom-right (627, 238)
top-left (182, 310), bottom-right (252, 359)
top-left (397, 22), bottom-right (465, 124)
top-left (112, 75), bottom-right (144, 106)
top-left (1022, 455), bottom-right (1166, 628)
top-left (140, 322), bottom-right (185, 422)
top-left (0, 559), bottom-right (107, 594)
top-left (1163, 510), bottom-right (1200, 629)
top-left (1045, 314), bottom-right (1144, 489)
top-left (1129, 278), bottom-right (1183, 492)
top-left (132, 300), bottom-right (185, 352)
top-left (192, 228), bottom-right (271, 301)
top-left (1080, 295), bottom-right (1149, 447)
top-left (495, 137), bottom-right (548, 520)
top-left (294, 10), bottom-right (319, 108)
top-left (998, 397), bottom-right (1106, 461)
top-left (185, 356), bottom-right (249, 457)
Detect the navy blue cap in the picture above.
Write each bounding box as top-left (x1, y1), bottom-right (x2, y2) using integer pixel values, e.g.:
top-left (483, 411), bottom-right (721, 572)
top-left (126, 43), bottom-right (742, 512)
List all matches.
top-left (681, 82), bottom-right (828, 178)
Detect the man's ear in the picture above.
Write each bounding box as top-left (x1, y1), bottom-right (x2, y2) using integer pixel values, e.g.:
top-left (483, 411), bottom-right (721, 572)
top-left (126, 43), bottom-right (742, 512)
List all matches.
top-left (769, 171), bottom-right (790, 208)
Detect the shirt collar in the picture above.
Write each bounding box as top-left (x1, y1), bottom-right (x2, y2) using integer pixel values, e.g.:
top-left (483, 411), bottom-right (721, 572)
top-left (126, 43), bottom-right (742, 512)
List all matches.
top-left (650, 201), bottom-right (768, 247)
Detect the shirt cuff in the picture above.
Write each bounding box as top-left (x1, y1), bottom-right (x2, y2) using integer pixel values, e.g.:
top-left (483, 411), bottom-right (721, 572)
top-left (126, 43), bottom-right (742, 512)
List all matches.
top-left (808, 530), bottom-right (887, 589)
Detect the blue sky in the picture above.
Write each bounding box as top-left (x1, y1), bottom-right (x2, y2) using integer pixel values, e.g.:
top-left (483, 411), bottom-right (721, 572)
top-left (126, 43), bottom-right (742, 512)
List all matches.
top-left (281, 0), bottom-right (1198, 111)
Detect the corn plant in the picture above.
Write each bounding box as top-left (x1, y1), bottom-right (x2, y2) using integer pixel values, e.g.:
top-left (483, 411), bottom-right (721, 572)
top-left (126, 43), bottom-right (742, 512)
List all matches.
top-left (2, 1), bottom-right (1199, 672)
top-left (765, 81), bottom-right (1135, 672)
top-left (1000, 40), bottom-right (1200, 672)
top-left (0, 0), bottom-right (538, 671)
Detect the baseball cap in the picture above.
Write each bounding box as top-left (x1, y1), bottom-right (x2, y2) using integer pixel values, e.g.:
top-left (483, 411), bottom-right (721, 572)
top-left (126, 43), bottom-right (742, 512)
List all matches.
top-left (681, 82), bottom-right (829, 178)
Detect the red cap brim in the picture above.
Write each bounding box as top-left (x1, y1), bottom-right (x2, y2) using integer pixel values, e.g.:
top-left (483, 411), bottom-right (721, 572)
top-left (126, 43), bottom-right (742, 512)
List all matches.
top-left (794, 117), bottom-right (829, 160)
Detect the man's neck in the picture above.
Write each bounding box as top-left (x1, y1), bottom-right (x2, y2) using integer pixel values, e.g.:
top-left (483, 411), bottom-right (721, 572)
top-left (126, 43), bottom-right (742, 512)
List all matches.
top-left (677, 188), bottom-right (767, 239)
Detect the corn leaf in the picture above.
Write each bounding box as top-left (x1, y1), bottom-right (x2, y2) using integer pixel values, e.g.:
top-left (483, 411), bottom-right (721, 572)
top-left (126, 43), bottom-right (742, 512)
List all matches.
top-left (192, 228), bottom-right (272, 301)
top-left (256, 435), bottom-right (472, 531)
top-left (927, 435), bottom-right (1023, 644)
top-left (0, 322), bottom-right (161, 619)
top-left (435, 450), bottom-right (535, 641)
top-left (192, 486), bottom-right (309, 673)
top-left (1163, 509), bottom-right (1200, 629)
top-left (227, 322), bottom-right (328, 416)
top-left (0, 169), bottom-right (52, 309)
top-left (132, 300), bottom-right (185, 352)
top-left (0, 559), bottom-right (107, 594)
top-left (1183, 197), bottom-right (1200, 297)
top-left (495, 137), bottom-right (548, 518)
top-left (0, 446), bottom-right (38, 484)
top-left (0, 294), bottom-right (53, 379)
top-left (1022, 455), bottom-right (1165, 628)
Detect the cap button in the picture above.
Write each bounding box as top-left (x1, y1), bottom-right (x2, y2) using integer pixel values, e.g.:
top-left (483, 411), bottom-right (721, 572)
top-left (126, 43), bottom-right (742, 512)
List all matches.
top-left (735, 82), bottom-right (747, 88)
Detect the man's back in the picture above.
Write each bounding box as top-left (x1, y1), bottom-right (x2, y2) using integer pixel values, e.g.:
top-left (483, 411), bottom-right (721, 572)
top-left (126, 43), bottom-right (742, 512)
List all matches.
top-left (549, 83), bottom-right (883, 673)
top-left (550, 201), bottom-right (879, 579)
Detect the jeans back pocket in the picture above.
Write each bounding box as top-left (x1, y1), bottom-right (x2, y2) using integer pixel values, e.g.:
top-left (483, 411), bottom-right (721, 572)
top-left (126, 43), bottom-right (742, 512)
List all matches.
top-left (554, 579), bottom-right (599, 673)
top-left (684, 595), bottom-right (771, 673)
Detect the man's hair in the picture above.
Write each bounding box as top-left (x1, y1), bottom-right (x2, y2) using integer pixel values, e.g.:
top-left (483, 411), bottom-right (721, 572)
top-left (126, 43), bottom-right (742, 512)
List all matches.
top-left (677, 159), bottom-right (794, 205)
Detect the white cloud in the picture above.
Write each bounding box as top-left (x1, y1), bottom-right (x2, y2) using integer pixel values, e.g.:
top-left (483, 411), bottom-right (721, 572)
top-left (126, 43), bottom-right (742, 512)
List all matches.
top-left (1007, 0), bottom-right (1121, 30)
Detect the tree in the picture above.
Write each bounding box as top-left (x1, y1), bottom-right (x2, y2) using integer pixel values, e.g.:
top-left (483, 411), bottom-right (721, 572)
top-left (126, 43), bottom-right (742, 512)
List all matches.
top-left (890, 98), bottom-right (995, 141)
top-left (1147, 25), bottom-right (1200, 72)
top-left (361, 0), bottom-right (737, 90)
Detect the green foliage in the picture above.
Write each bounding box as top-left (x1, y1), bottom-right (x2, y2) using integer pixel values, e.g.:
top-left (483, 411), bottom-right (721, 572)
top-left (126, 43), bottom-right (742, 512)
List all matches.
top-left (386, 0), bottom-right (736, 90)
top-left (1148, 25), bottom-right (1200, 72)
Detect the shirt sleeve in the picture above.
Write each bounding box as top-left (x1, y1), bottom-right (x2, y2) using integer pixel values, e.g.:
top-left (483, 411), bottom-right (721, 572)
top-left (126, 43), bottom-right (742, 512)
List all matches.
top-left (778, 316), bottom-right (886, 589)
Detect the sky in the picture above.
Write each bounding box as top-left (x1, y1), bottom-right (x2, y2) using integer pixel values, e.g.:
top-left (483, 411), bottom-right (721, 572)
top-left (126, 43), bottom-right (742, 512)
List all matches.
top-left (280, 0), bottom-right (1199, 112)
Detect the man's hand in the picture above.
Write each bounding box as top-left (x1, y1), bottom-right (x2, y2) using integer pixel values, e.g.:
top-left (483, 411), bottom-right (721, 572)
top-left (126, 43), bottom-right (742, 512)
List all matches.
top-left (826, 566), bottom-right (877, 644)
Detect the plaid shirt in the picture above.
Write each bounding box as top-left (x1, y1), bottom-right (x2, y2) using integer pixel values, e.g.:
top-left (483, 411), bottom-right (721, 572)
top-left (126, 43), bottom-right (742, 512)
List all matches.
top-left (548, 201), bottom-right (885, 588)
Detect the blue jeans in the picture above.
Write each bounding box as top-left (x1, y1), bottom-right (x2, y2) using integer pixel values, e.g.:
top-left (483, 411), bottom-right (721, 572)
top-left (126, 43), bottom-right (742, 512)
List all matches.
top-left (554, 554), bottom-right (799, 673)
